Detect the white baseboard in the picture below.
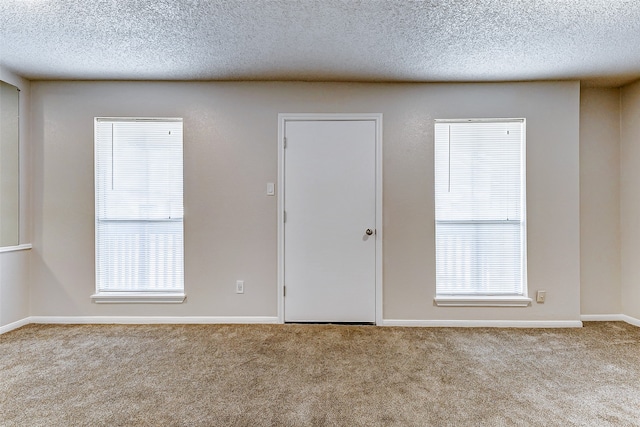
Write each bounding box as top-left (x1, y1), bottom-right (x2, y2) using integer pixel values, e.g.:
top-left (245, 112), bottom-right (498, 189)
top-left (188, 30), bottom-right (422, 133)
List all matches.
top-left (0, 317), bottom-right (31, 334)
top-left (6, 315), bottom-right (638, 333)
top-left (28, 316), bottom-right (280, 325)
top-left (580, 314), bottom-right (640, 327)
top-left (621, 315), bottom-right (640, 327)
top-left (580, 314), bottom-right (625, 322)
top-left (380, 319), bottom-right (583, 328)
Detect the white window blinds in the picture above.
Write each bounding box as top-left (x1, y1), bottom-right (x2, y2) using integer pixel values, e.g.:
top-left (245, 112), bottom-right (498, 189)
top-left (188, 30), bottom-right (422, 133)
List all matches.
top-left (95, 118), bottom-right (184, 293)
top-left (0, 81), bottom-right (20, 247)
top-left (434, 120), bottom-right (526, 296)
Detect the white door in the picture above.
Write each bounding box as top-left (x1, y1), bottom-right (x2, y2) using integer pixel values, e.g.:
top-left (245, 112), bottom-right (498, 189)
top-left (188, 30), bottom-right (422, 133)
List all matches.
top-left (283, 119), bottom-right (377, 322)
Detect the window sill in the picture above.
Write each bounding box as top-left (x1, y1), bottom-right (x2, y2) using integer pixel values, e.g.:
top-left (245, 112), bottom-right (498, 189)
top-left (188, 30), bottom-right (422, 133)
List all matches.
top-left (434, 296), bottom-right (532, 307)
top-left (0, 243), bottom-right (32, 253)
top-left (91, 292), bottom-right (186, 304)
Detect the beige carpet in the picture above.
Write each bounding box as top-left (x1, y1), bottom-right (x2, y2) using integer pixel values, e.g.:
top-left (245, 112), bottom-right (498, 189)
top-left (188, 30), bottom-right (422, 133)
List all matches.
top-left (1, 322), bottom-right (639, 426)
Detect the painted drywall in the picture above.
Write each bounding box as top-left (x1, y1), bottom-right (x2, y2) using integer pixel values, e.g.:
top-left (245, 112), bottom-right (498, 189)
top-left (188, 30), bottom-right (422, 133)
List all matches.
top-left (28, 81), bottom-right (581, 322)
top-left (621, 80), bottom-right (640, 320)
top-left (0, 249), bottom-right (30, 327)
top-left (0, 66), bottom-right (31, 328)
top-left (579, 88), bottom-right (621, 315)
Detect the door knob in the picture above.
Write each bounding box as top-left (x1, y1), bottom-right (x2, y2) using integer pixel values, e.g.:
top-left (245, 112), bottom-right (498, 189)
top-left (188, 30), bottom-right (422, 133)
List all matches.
top-left (365, 229), bottom-right (374, 236)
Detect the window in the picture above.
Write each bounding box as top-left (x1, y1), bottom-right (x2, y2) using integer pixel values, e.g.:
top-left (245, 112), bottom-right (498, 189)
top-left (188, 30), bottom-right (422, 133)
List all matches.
top-left (0, 80), bottom-right (20, 247)
top-left (434, 119), bottom-right (528, 306)
top-left (93, 118), bottom-right (184, 303)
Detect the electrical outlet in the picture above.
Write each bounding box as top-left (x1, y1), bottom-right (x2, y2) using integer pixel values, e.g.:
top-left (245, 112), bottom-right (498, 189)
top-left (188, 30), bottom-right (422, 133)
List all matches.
top-left (236, 280), bottom-right (244, 294)
top-left (536, 290), bottom-right (546, 303)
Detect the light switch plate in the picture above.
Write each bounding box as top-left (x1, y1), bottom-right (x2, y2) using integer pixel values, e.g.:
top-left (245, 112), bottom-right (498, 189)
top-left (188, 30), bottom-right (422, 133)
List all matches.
top-left (267, 182), bottom-right (275, 196)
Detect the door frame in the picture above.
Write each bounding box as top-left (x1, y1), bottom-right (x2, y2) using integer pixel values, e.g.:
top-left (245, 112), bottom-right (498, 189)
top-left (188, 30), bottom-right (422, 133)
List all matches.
top-left (277, 113), bottom-right (383, 324)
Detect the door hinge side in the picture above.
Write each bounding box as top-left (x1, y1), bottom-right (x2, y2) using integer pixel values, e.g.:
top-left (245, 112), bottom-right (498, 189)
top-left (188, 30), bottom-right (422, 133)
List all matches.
top-left (283, 136), bottom-right (287, 149)
top-left (283, 286), bottom-right (286, 297)
top-left (283, 211), bottom-right (287, 223)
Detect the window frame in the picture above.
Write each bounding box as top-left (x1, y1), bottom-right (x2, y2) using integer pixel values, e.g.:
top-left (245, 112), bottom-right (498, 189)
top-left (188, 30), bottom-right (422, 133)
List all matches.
top-left (433, 118), bottom-right (530, 307)
top-left (91, 117), bottom-right (185, 304)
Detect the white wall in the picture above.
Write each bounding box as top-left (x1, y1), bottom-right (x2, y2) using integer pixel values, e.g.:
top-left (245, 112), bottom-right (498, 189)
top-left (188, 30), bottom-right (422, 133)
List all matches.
top-left (0, 66), bottom-right (31, 328)
top-left (28, 81), bottom-right (581, 322)
top-left (579, 88), bottom-right (621, 315)
top-left (621, 80), bottom-right (640, 320)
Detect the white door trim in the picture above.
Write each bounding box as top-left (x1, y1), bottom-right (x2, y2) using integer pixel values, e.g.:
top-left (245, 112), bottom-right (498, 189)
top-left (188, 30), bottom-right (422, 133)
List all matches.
top-left (277, 113), bottom-right (383, 324)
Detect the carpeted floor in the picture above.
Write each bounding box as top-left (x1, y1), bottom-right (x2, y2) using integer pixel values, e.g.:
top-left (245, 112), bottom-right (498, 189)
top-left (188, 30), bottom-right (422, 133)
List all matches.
top-left (1, 322), bottom-right (639, 426)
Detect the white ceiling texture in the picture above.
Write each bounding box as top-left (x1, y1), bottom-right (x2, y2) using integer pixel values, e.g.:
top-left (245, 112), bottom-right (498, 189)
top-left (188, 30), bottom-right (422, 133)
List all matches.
top-left (1, 0), bottom-right (639, 86)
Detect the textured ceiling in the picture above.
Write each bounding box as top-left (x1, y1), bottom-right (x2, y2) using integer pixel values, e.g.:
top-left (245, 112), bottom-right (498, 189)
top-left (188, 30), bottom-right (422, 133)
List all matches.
top-left (1, 0), bottom-right (639, 86)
